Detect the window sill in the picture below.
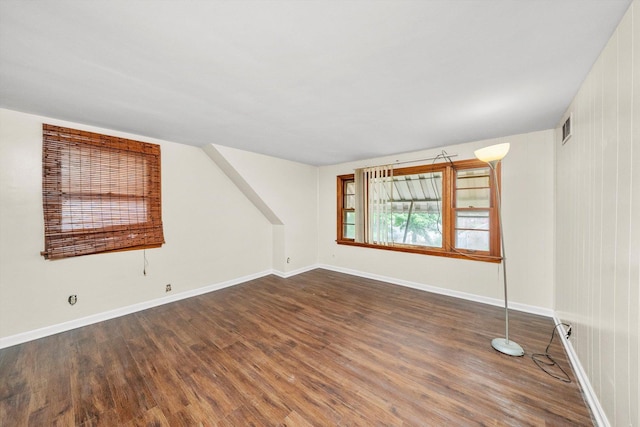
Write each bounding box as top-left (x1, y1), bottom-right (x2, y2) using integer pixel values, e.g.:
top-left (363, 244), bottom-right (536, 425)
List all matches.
top-left (335, 239), bottom-right (502, 263)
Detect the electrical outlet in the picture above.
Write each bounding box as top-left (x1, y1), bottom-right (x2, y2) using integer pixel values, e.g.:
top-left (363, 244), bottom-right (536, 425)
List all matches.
top-left (566, 326), bottom-right (572, 339)
top-left (287, 257), bottom-right (291, 264)
top-left (165, 284), bottom-right (172, 292)
top-left (68, 295), bottom-right (77, 305)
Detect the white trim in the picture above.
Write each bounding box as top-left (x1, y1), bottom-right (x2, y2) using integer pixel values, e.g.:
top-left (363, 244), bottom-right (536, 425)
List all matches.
top-left (553, 317), bottom-right (609, 427)
top-left (271, 264), bottom-right (320, 279)
top-left (318, 264), bottom-right (554, 317)
top-left (0, 269), bottom-right (273, 349)
top-left (0, 264), bottom-right (551, 349)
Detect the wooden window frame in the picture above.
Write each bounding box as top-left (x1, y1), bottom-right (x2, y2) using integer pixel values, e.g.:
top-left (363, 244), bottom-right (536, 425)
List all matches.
top-left (337, 174), bottom-right (356, 242)
top-left (336, 159), bottom-right (501, 263)
top-left (41, 124), bottom-right (165, 260)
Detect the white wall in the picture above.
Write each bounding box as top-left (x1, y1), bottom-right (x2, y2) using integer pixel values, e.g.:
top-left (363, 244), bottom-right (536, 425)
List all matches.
top-left (555, 2), bottom-right (639, 426)
top-left (318, 130), bottom-right (556, 311)
top-left (0, 108), bottom-right (273, 340)
top-left (211, 144), bottom-right (319, 275)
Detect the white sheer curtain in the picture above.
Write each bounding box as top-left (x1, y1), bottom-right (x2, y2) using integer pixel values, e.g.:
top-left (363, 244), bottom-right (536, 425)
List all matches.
top-left (354, 165), bottom-right (394, 245)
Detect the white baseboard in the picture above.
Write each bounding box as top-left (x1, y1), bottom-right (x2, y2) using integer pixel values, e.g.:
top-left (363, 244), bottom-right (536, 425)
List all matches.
top-left (553, 317), bottom-right (609, 427)
top-left (0, 269), bottom-right (273, 349)
top-left (0, 264), bottom-right (552, 349)
top-left (317, 264), bottom-right (554, 317)
top-left (272, 264), bottom-right (320, 278)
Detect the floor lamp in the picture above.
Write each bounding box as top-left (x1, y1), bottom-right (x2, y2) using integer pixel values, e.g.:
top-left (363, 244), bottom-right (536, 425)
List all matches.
top-left (474, 143), bottom-right (524, 357)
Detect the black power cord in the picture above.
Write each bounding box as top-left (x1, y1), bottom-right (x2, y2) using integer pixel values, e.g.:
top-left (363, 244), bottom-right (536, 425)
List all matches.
top-left (531, 323), bottom-right (572, 383)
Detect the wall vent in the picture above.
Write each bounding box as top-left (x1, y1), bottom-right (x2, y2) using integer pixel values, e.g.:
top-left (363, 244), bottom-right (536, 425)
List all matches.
top-left (562, 114), bottom-right (572, 145)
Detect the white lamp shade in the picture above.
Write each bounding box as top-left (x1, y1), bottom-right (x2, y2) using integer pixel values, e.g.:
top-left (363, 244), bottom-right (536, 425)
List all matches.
top-left (474, 143), bottom-right (510, 163)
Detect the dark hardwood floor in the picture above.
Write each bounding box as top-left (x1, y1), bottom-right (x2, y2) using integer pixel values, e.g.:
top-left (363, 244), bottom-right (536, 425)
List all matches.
top-left (0, 269), bottom-right (593, 426)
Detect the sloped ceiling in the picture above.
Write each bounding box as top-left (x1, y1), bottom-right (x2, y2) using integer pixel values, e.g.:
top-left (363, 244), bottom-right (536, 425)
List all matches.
top-left (0, 0), bottom-right (632, 165)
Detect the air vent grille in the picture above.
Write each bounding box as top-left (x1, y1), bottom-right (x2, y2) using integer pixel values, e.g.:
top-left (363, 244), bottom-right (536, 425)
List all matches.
top-left (562, 114), bottom-right (572, 144)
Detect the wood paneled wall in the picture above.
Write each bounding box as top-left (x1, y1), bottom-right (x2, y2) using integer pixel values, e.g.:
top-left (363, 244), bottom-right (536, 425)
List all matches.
top-left (555, 2), bottom-right (638, 426)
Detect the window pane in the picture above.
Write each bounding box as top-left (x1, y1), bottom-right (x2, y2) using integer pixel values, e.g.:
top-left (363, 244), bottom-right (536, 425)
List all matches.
top-left (456, 168), bottom-right (489, 189)
top-left (456, 230), bottom-right (489, 251)
top-left (383, 171), bottom-right (444, 248)
top-left (392, 172), bottom-right (442, 202)
top-left (456, 210), bottom-right (489, 230)
top-left (345, 211), bottom-right (355, 224)
top-left (391, 211), bottom-right (442, 247)
top-left (345, 181), bottom-right (355, 194)
top-left (391, 200), bottom-right (441, 214)
top-left (344, 224), bottom-right (355, 239)
top-left (345, 195), bottom-right (355, 209)
top-left (456, 188), bottom-right (490, 208)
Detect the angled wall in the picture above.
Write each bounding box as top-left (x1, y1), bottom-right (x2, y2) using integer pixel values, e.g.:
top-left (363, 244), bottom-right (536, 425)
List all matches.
top-left (208, 144), bottom-right (319, 275)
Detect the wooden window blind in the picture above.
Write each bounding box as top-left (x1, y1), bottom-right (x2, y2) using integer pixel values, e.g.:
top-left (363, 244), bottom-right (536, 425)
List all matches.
top-left (41, 124), bottom-right (164, 260)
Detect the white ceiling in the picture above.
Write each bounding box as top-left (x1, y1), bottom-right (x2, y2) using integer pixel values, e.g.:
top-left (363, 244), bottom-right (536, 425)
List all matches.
top-left (0, 1), bottom-right (632, 165)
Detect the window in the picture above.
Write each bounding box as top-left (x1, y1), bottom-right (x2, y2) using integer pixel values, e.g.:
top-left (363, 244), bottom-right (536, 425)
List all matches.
top-left (336, 159), bottom-right (501, 262)
top-left (454, 167), bottom-right (492, 251)
top-left (337, 176), bottom-right (356, 240)
top-left (41, 124), bottom-right (164, 260)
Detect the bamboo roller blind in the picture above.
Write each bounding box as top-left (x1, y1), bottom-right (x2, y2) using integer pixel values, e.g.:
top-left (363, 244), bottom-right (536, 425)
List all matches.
top-left (41, 124), bottom-right (164, 260)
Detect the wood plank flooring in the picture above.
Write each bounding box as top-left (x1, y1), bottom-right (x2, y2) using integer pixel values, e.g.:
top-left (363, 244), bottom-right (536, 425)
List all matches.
top-left (0, 269), bottom-right (593, 426)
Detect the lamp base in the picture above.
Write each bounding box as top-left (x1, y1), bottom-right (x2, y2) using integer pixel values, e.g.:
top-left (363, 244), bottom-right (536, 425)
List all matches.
top-left (491, 338), bottom-right (524, 356)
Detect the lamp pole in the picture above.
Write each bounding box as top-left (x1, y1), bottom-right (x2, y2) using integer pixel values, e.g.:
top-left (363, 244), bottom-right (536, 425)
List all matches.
top-left (475, 143), bottom-right (524, 356)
